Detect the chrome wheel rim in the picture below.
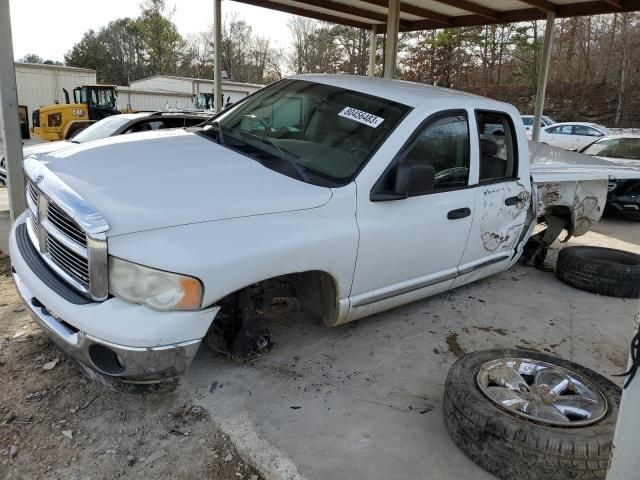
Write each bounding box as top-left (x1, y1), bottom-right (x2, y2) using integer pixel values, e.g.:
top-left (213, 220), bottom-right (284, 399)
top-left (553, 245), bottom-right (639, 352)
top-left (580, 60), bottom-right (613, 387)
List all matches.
top-left (477, 358), bottom-right (607, 427)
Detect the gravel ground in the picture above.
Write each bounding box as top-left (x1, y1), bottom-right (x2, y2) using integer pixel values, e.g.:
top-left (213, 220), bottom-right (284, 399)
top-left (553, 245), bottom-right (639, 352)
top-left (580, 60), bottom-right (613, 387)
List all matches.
top-left (0, 252), bottom-right (262, 480)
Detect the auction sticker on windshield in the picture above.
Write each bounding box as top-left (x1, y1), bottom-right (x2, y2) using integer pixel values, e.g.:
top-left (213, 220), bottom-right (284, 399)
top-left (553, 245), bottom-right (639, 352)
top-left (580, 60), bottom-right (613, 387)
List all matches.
top-left (338, 107), bottom-right (384, 128)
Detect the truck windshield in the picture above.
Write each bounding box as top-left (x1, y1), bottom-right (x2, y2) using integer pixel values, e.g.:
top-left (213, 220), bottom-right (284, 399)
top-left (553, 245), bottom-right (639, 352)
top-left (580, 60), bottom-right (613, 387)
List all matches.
top-left (210, 79), bottom-right (410, 186)
top-left (71, 115), bottom-right (132, 143)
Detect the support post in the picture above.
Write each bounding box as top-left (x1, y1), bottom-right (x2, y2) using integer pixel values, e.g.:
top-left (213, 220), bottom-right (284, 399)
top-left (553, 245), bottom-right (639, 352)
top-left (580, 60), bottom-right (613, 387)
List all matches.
top-left (213, 0), bottom-right (223, 113)
top-left (0, 0), bottom-right (26, 222)
top-left (532, 12), bottom-right (555, 142)
top-left (606, 309), bottom-right (640, 479)
top-left (368, 24), bottom-right (378, 77)
top-left (383, 0), bottom-right (400, 79)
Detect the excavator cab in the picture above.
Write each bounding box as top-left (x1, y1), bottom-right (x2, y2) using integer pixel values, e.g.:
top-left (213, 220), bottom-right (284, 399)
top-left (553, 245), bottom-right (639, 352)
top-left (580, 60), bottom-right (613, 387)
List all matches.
top-left (73, 85), bottom-right (119, 121)
top-left (33, 85), bottom-right (120, 141)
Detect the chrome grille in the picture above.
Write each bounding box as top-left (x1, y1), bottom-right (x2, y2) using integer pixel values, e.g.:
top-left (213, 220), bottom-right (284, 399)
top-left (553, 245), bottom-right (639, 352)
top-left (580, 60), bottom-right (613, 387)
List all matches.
top-left (28, 181), bottom-right (39, 209)
top-left (24, 158), bottom-right (109, 300)
top-left (25, 176), bottom-right (107, 299)
top-left (46, 233), bottom-right (90, 285)
top-left (47, 202), bottom-right (87, 246)
top-left (28, 210), bottom-right (39, 238)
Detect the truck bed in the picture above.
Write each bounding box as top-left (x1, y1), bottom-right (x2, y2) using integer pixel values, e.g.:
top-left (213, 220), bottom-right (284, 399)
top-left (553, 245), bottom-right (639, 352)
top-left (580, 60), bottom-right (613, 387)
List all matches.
top-left (529, 141), bottom-right (640, 183)
top-left (529, 141), bottom-right (640, 237)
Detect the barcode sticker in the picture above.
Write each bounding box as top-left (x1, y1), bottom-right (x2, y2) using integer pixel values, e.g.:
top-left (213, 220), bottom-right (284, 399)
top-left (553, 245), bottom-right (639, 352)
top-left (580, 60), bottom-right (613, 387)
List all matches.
top-left (338, 107), bottom-right (384, 128)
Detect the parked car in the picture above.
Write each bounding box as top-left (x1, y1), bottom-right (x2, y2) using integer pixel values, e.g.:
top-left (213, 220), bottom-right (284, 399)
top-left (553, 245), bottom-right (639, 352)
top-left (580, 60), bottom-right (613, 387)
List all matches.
top-left (579, 134), bottom-right (640, 220)
top-left (0, 111), bottom-right (210, 184)
top-left (521, 114), bottom-right (556, 134)
top-left (537, 121), bottom-right (613, 150)
top-left (8, 75), bottom-right (640, 387)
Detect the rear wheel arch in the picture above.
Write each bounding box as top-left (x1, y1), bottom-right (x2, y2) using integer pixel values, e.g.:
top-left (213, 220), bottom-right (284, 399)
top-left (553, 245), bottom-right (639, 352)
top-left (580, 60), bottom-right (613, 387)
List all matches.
top-left (541, 205), bottom-right (573, 241)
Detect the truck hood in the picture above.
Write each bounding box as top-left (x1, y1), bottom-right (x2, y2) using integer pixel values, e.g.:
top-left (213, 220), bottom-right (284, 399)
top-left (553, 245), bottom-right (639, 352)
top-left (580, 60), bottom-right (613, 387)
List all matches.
top-left (23, 140), bottom-right (73, 157)
top-left (33, 129), bottom-right (333, 237)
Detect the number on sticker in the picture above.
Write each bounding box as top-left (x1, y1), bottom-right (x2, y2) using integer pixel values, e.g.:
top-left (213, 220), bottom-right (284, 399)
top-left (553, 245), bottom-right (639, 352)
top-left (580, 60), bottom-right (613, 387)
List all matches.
top-left (338, 107), bottom-right (384, 128)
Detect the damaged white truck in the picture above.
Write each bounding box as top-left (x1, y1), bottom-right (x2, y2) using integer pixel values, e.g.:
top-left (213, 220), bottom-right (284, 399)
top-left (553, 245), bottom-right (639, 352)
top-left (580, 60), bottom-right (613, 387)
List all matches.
top-left (9, 75), bottom-right (640, 387)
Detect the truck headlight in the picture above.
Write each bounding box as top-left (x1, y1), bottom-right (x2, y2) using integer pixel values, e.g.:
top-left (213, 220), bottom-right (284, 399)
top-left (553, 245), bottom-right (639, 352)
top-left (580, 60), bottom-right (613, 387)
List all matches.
top-left (108, 257), bottom-right (203, 311)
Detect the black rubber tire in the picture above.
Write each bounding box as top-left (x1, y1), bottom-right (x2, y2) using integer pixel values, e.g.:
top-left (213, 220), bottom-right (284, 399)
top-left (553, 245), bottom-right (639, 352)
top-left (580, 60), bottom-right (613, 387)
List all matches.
top-left (443, 349), bottom-right (621, 480)
top-left (64, 125), bottom-right (88, 140)
top-left (556, 246), bottom-right (640, 298)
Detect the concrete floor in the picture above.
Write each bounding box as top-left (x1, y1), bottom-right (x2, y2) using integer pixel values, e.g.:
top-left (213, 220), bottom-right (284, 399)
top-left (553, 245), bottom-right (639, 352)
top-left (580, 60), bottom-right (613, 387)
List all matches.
top-left (180, 219), bottom-right (639, 480)
top-left (0, 181), bottom-right (638, 480)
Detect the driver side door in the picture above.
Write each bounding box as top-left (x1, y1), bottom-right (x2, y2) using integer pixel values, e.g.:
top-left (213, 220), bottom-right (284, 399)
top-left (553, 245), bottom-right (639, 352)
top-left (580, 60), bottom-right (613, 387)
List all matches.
top-left (348, 110), bottom-right (475, 321)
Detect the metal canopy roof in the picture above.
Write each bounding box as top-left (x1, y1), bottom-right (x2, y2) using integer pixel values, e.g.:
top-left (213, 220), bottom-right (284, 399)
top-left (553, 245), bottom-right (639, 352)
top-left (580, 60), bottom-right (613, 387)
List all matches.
top-left (232, 0), bottom-right (640, 31)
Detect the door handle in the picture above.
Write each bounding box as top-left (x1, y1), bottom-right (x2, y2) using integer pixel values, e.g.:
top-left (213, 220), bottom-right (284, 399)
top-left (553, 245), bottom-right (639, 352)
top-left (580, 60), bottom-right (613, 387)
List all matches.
top-left (447, 207), bottom-right (471, 220)
top-left (505, 195), bottom-right (520, 206)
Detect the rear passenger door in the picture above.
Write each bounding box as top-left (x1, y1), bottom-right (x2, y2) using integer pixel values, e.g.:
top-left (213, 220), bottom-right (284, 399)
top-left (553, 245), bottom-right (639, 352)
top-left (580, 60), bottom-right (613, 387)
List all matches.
top-left (453, 110), bottom-right (531, 288)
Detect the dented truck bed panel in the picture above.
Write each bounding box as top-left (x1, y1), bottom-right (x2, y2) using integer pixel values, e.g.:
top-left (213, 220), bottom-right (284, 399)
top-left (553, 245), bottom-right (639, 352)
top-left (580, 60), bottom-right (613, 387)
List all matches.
top-left (535, 179), bottom-right (608, 237)
top-left (530, 142), bottom-right (640, 183)
top-left (530, 142), bottom-right (640, 237)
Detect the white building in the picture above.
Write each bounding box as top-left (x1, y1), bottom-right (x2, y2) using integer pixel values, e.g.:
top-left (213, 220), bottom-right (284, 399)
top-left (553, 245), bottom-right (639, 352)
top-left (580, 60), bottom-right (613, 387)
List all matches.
top-left (128, 75), bottom-right (264, 106)
top-left (14, 62), bottom-right (96, 122)
top-left (7, 65), bottom-right (265, 132)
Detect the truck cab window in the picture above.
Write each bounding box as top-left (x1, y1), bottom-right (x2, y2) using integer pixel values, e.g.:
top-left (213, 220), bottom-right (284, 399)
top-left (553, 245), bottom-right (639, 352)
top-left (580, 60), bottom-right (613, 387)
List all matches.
top-left (402, 113), bottom-right (470, 192)
top-left (477, 111), bottom-right (517, 182)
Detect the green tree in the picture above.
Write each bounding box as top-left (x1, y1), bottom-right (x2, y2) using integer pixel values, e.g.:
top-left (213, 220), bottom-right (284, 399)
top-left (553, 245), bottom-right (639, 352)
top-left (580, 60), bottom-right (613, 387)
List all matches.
top-left (65, 29), bottom-right (109, 78)
top-left (287, 18), bottom-right (339, 74)
top-left (19, 53), bottom-right (44, 63)
top-left (511, 21), bottom-right (543, 89)
top-left (137, 0), bottom-right (184, 75)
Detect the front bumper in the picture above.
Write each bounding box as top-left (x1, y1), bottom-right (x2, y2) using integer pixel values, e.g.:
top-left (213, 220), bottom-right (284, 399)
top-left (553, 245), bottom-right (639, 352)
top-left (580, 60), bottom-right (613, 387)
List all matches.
top-left (13, 271), bottom-right (201, 382)
top-left (9, 214), bottom-right (218, 383)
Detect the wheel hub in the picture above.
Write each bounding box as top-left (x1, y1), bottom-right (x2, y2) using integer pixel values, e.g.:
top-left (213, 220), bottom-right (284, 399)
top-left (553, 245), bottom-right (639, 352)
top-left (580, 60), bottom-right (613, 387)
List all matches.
top-left (477, 357), bottom-right (608, 426)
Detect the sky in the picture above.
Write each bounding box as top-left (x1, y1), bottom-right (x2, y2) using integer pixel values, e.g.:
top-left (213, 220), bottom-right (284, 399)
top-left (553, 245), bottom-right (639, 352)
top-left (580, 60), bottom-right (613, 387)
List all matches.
top-left (9, 0), bottom-right (295, 62)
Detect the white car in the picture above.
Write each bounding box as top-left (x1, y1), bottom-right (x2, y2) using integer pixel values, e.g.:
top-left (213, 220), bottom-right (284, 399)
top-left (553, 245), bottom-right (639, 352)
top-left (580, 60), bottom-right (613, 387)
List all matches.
top-left (0, 112), bottom-right (209, 184)
top-left (8, 75), bottom-right (640, 386)
top-left (521, 114), bottom-right (556, 134)
top-left (538, 122), bottom-right (613, 151)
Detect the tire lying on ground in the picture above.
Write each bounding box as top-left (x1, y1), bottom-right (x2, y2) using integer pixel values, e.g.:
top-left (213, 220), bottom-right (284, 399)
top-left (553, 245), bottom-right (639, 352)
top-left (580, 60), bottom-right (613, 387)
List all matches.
top-left (443, 349), bottom-right (621, 480)
top-left (556, 246), bottom-right (640, 298)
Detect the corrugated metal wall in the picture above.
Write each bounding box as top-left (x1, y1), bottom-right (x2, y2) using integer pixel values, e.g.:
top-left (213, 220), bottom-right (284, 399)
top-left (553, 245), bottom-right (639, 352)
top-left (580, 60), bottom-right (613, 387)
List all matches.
top-left (130, 76), bottom-right (263, 107)
top-left (117, 88), bottom-right (194, 111)
top-left (117, 86), bottom-right (261, 111)
top-left (4, 67), bottom-right (263, 131)
top-left (15, 63), bottom-right (96, 118)
top-left (0, 63), bottom-right (96, 132)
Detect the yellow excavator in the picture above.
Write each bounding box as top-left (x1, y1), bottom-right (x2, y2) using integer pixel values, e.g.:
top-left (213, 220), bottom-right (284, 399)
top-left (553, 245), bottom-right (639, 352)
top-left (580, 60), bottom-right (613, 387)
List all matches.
top-left (32, 85), bottom-right (120, 141)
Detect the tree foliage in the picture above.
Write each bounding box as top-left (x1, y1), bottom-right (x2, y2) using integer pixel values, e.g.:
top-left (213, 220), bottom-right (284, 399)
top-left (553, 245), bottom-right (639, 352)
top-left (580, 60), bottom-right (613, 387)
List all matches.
top-left (19, 53), bottom-right (62, 65)
top-left (59, 7), bottom-right (639, 123)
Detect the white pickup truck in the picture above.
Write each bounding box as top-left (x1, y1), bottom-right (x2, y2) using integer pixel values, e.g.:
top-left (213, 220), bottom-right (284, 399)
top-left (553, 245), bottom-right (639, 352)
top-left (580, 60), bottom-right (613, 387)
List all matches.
top-left (9, 75), bottom-right (640, 387)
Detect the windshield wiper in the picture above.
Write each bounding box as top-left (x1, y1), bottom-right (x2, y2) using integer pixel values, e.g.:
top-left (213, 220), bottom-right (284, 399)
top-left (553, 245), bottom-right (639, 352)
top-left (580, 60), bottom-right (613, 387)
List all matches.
top-left (239, 130), bottom-right (310, 183)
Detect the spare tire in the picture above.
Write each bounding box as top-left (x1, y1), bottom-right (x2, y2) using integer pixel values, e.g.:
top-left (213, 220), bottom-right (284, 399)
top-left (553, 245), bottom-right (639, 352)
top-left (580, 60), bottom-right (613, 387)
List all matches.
top-left (556, 246), bottom-right (640, 298)
top-left (443, 349), bottom-right (621, 480)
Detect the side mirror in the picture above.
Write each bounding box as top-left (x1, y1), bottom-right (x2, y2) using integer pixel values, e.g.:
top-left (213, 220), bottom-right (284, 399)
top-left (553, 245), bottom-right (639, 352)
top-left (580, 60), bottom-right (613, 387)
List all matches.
top-left (371, 163), bottom-right (436, 201)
